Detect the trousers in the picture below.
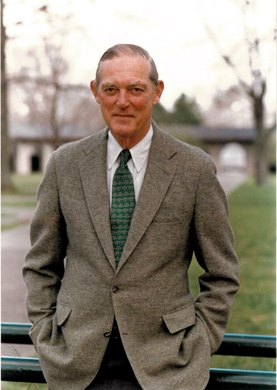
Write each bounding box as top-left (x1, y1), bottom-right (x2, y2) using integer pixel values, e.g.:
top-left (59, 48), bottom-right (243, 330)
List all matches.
top-left (85, 322), bottom-right (141, 389)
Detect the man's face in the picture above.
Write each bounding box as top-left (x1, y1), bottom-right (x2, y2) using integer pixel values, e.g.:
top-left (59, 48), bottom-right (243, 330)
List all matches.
top-left (91, 55), bottom-right (164, 148)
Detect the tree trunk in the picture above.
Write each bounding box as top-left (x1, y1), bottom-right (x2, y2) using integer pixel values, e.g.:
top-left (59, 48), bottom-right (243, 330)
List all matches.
top-left (251, 82), bottom-right (268, 186)
top-left (255, 126), bottom-right (268, 186)
top-left (50, 84), bottom-right (61, 150)
top-left (1, 0), bottom-right (13, 191)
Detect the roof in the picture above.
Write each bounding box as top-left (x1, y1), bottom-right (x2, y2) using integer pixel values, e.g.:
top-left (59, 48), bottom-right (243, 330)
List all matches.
top-left (9, 123), bottom-right (256, 144)
top-left (187, 126), bottom-right (255, 142)
top-left (9, 123), bottom-right (92, 140)
top-left (164, 124), bottom-right (255, 143)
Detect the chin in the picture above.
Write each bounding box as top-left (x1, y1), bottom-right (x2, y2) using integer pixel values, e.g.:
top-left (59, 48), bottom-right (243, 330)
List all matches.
top-left (109, 122), bottom-right (136, 136)
top-left (113, 129), bottom-right (136, 139)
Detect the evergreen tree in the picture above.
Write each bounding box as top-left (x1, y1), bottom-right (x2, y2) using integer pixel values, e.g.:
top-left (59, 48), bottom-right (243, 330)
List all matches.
top-left (152, 102), bottom-right (171, 123)
top-left (153, 94), bottom-right (202, 125)
top-left (171, 93), bottom-right (202, 124)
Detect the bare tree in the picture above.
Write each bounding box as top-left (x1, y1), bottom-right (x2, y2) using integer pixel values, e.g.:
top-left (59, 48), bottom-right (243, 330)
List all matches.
top-left (5, 1), bottom-right (102, 160)
top-left (200, 0), bottom-right (276, 185)
top-left (12, 44), bottom-right (104, 146)
top-left (204, 85), bottom-right (252, 128)
top-left (1, 0), bottom-right (13, 191)
top-left (29, 42), bottom-right (70, 149)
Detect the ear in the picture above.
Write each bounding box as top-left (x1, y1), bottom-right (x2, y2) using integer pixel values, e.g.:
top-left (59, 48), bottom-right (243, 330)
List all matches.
top-left (90, 81), bottom-right (100, 103)
top-left (153, 80), bottom-right (164, 105)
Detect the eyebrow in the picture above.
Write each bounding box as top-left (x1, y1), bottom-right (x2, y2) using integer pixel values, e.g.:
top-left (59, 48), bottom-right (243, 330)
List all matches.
top-left (101, 81), bottom-right (148, 88)
top-left (129, 82), bottom-right (147, 88)
top-left (101, 83), bottom-right (117, 88)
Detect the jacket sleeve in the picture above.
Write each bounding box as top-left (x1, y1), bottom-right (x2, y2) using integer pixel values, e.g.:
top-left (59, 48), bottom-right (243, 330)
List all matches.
top-left (193, 154), bottom-right (240, 354)
top-left (22, 152), bottom-right (67, 328)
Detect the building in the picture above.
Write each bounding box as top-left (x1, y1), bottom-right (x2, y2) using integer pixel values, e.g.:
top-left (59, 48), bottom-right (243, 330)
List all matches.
top-left (163, 125), bottom-right (255, 175)
top-left (9, 123), bottom-right (256, 176)
top-left (9, 123), bottom-right (91, 175)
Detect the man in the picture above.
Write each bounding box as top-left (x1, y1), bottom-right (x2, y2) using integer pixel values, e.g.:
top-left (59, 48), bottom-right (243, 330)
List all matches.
top-left (23, 44), bottom-right (239, 390)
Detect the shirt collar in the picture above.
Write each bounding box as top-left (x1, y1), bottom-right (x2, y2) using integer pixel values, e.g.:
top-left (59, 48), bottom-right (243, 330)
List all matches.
top-left (107, 132), bottom-right (122, 170)
top-left (107, 126), bottom-right (153, 172)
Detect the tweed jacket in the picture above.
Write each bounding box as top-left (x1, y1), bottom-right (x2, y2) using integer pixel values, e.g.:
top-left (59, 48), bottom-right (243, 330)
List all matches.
top-left (23, 122), bottom-right (239, 390)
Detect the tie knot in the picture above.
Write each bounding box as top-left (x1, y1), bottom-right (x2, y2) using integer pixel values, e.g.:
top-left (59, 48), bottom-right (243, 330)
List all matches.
top-left (119, 149), bottom-right (131, 167)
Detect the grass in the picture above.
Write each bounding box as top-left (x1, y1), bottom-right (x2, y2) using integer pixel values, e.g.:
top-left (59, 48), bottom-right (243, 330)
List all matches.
top-left (1, 174), bottom-right (42, 230)
top-left (1, 198), bottom-right (36, 208)
top-left (221, 177), bottom-right (275, 335)
top-left (1, 175), bottom-right (276, 388)
top-left (2, 174), bottom-right (42, 208)
top-left (2, 174), bottom-right (43, 196)
top-left (189, 175), bottom-right (276, 371)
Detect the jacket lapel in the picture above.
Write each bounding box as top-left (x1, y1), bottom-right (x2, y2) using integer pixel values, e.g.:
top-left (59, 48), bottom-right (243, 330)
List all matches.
top-left (79, 130), bottom-right (116, 270)
top-left (78, 125), bottom-right (178, 272)
top-left (117, 126), bottom-right (178, 271)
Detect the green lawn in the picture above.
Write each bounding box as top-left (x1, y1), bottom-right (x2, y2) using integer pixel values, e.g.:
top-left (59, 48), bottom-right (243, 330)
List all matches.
top-left (226, 177), bottom-right (276, 336)
top-left (3, 174), bottom-right (43, 196)
top-left (2, 174), bottom-right (42, 206)
top-left (189, 176), bottom-right (276, 370)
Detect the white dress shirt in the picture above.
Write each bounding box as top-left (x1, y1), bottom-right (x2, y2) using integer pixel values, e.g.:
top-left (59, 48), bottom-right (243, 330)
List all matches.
top-left (107, 126), bottom-right (153, 206)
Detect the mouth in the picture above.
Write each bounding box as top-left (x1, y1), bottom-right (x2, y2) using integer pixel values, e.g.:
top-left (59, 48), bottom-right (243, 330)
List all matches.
top-left (113, 114), bottom-right (134, 118)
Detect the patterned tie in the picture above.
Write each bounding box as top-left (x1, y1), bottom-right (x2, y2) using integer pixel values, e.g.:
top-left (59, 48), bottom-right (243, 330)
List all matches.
top-left (110, 149), bottom-right (136, 265)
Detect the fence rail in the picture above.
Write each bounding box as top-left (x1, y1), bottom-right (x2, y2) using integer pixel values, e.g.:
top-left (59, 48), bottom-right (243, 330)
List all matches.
top-left (1, 322), bottom-right (276, 389)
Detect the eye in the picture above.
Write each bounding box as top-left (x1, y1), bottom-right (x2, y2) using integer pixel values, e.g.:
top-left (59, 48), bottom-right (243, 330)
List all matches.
top-left (103, 87), bottom-right (118, 95)
top-left (130, 87), bottom-right (144, 95)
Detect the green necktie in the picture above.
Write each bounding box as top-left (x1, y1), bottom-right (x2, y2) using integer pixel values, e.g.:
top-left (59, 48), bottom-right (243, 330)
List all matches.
top-left (110, 149), bottom-right (136, 265)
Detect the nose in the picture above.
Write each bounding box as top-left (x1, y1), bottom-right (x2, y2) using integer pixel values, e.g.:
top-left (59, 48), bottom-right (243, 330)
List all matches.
top-left (116, 90), bottom-right (129, 108)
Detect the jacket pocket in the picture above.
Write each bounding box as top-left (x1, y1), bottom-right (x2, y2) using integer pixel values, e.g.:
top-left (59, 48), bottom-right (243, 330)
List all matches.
top-left (56, 302), bottom-right (72, 326)
top-left (163, 302), bottom-right (196, 334)
top-left (29, 316), bottom-right (53, 350)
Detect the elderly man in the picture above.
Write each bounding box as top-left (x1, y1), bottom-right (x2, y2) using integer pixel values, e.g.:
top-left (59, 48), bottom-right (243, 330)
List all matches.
top-left (23, 44), bottom-right (239, 390)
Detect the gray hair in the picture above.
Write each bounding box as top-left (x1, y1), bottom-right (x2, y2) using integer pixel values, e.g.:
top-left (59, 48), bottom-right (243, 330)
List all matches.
top-left (95, 44), bottom-right (159, 87)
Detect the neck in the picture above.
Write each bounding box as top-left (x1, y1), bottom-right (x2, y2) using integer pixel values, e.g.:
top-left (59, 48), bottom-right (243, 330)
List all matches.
top-left (111, 128), bottom-right (150, 149)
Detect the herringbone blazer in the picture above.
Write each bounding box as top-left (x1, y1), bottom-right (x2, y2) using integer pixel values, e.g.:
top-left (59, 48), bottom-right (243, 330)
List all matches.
top-left (23, 122), bottom-right (239, 390)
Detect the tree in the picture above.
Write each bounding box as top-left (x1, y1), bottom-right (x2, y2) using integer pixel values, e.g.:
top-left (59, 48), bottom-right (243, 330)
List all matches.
top-left (17, 43), bottom-right (72, 149)
top-left (15, 67), bottom-right (104, 140)
top-left (9, 4), bottom-right (77, 150)
top-left (5, 1), bottom-right (102, 158)
top-left (153, 102), bottom-right (172, 123)
top-left (200, 0), bottom-right (276, 185)
top-left (1, 0), bottom-right (13, 191)
top-left (204, 85), bottom-right (252, 127)
top-left (11, 42), bottom-right (104, 143)
top-left (153, 94), bottom-right (202, 125)
top-left (171, 93), bottom-right (202, 125)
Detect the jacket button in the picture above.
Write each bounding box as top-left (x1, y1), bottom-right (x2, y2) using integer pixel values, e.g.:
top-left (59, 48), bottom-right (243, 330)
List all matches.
top-left (112, 286), bottom-right (119, 293)
top-left (104, 331), bottom-right (111, 338)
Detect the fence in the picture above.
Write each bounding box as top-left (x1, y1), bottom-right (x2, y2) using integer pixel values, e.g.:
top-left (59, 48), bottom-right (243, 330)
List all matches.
top-left (1, 322), bottom-right (276, 389)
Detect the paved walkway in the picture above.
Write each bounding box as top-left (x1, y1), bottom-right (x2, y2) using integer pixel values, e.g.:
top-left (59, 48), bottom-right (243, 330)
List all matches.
top-left (1, 172), bottom-right (247, 356)
top-left (1, 207), bottom-right (36, 357)
top-left (217, 171), bottom-right (247, 195)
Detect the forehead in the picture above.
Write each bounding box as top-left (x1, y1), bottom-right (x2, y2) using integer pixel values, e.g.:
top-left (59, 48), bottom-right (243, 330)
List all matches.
top-left (97, 55), bottom-right (152, 84)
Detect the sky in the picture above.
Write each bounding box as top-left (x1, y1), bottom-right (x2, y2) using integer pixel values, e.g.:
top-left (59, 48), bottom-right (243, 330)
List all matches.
top-left (4, 0), bottom-right (276, 113)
